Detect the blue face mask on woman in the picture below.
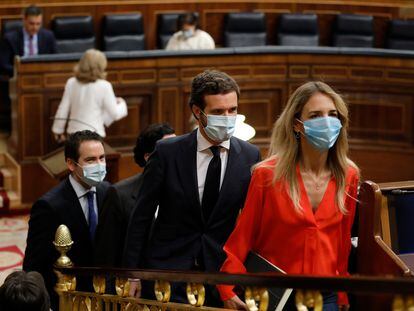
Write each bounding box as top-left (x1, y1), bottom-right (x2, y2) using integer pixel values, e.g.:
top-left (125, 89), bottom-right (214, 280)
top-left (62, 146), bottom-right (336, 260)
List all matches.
top-left (76, 162), bottom-right (107, 187)
top-left (299, 116), bottom-right (342, 151)
top-left (200, 111), bottom-right (237, 142)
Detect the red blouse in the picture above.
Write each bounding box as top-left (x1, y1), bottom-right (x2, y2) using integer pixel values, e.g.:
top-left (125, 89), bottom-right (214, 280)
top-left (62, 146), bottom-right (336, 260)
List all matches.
top-left (217, 159), bottom-right (359, 305)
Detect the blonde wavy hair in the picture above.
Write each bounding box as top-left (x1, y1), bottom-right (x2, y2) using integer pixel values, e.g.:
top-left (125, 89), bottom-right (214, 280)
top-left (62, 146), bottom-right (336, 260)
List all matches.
top-left (264, 81), bottom-right (359, 214)
top-left (74, 49), bottom-right (107, 83)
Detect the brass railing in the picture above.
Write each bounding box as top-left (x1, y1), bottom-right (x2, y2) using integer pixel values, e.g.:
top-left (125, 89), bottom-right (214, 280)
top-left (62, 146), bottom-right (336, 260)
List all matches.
top-left (53, 225), bottom-right (414, 311)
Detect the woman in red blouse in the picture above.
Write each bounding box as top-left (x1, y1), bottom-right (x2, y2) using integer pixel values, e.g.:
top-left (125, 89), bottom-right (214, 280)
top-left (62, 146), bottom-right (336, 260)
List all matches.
top-left (217, 81), bottom-right (359, 310)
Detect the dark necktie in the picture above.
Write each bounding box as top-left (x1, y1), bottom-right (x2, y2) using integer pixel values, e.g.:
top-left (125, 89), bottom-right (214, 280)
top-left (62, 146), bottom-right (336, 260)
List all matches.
top-left (28, 35), bottom-right (34, 56)
top-left (86, 191), bottom-right (97, 240)
top-left (202, 146), bottom-right (221, 221)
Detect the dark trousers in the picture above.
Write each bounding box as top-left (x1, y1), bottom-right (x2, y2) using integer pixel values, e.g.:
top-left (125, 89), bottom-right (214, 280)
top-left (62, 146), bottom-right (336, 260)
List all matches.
top-left (284, 292), bottom-right (338, 311)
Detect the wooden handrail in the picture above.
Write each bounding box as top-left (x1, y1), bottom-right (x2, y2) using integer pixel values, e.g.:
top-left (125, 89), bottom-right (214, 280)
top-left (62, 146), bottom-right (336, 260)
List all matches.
top-left (54, 266), bottom-right (414, 295)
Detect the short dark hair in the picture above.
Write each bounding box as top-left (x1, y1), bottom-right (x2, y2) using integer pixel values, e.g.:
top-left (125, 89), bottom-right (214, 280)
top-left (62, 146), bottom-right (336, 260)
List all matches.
top-left (177, 12), bottom-right (198, 29)
top-left (0, 271), bottom-right (50, 311)
top-left (64, 130), bottom-right (104, 162)
top-left (189, 70), bottom-right (240, 110)
top-left (24, 5), bottom-right (42, 17)
top-left (133, 123), bottom-right (175, 167)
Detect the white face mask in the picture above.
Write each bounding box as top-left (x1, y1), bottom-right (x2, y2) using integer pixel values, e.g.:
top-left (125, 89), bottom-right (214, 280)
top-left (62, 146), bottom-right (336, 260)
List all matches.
top-left (182, 29), bottom-right (194, 39)
top-left (76, 162), bottom-right (106, 187)
top-left (200, 111), bottom-right (237, 142)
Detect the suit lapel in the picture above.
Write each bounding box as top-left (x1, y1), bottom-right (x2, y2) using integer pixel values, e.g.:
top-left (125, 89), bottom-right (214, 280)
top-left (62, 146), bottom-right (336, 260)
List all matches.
top-left (176, 131), bottom-right (203, 219)
top-left (131, 174), bottom-right (143, 201)
top-left (37, 29), bottom-right (43, 54)
top-left (96, 183), bottom-right (107, 215)
top-left (18, 29), bottom-right (24, 56)
top-left (207, 137), bottom-right (242, 224)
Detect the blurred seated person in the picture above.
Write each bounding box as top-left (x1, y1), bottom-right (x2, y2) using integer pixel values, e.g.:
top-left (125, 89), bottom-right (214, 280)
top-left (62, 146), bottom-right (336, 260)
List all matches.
top-left (1, 5), bottom-right (56, 76)
top-left (94, 123), bottom-right (175, 267)
top-left (0, 270), bottom-right (50, 311)
top-left (52, 49), bottom-right (127, 142)
top-left (165, 13), bottom-right (215, 50)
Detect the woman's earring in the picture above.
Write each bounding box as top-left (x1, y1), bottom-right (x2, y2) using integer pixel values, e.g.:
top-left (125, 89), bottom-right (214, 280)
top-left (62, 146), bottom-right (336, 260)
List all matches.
top-left (295, 131), bottom-right (301, 139)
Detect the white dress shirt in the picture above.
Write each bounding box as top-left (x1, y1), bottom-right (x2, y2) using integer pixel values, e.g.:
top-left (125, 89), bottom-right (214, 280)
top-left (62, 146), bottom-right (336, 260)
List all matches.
top-left (23, 29), bottom-right (38, 56)
top-left (196, 129), bottom-right (230, 203)
top-left (52, 77), bottom-right (128, 137)
top-left (69, 174), bottom-right (98, 225)
top-left (166, 29), bottom-right (215, 51)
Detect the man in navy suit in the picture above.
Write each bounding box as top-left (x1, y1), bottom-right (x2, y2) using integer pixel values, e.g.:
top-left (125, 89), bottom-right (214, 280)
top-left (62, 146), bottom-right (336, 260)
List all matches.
top-left (123, 70), bottom-right (261, 306)
top-left (1, 5), bottom-right (56, 76)
top-left (23, 130), bottom-right (110, 310)
top-left (94, 123), bottom-right (175, 268)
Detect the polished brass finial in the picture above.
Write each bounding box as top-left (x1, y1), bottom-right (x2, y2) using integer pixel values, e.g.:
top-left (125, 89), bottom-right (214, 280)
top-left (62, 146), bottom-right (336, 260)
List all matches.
top-left (53, 224), bottom-right (74, 268)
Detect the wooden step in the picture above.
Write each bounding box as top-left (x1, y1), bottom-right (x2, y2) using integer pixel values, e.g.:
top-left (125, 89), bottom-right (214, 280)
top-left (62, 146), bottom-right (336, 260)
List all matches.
top-left (0, 153), bottom-right (5, 167)
top-left (0, 153), bottom-right (21, 197)
top-left (9, 190), bottom-right (21, 207)
top-left (0, 167), bottom-right (17, 193)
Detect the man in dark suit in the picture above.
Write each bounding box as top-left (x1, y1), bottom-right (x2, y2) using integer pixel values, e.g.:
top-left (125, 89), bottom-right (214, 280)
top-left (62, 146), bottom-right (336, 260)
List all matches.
top-left (23, 130), bottom-right (110, 310)
top-left (123, 70), bottom-right (261, 306)
top-left (1, 5), bottom-right (56, 76)
top-left (94, 123), bottom-right (175, 267)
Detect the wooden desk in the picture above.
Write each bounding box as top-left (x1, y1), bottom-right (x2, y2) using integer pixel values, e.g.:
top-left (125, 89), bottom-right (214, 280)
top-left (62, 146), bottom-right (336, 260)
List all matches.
top-left (357, 180), bottom-right (414, 309)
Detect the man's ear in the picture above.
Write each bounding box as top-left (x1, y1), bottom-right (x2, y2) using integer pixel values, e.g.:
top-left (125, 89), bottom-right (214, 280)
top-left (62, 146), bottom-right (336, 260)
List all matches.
top-left (191, 105), bottom-right (201, 120)
top-left (66, 158), bottom-right (76, 172)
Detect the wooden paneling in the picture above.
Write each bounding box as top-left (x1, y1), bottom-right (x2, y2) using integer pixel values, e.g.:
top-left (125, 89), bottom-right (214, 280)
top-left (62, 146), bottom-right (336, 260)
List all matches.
top-left (8, 51), bottom-right (414, 204)
top-left (21, 95), bottom-right (43, 158)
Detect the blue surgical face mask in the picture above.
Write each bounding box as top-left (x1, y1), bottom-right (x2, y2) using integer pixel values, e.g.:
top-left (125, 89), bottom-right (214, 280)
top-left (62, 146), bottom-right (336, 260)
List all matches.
top-left (76, 162), bottom-right (106, 187)
top-left (299, 116), bottom-right (342, 151)
top-left (200, 111), bottom-right (237, 143)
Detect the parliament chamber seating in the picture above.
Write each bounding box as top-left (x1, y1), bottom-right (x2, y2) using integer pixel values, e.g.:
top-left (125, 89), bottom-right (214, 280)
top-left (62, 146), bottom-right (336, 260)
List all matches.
top-left (157, 13), bottom-right (180, 49)
top-left (103, 13), bottom-right (145, 52)
top-left (224, 12), bottom-right (267, 47)
top-left (277, 13), bottom-right (319, 46)
top-left (1, 19), bottom-right (22, 36)
top-left (357, 181), bottom-right (414, 309)
top-left (387, 19), bottom-right (414, 50)
top-left (332, 14), bottom-right (374, 48)
top-left (385, 191), bottom-right (414, 255)
top-left (52, 16), bottom-right (95, 53)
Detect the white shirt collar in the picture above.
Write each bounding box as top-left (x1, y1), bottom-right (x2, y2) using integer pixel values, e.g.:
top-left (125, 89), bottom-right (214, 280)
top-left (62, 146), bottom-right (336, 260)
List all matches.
top-left (23, 28), bottom-right (37, 40)
top-left (69, 174), bottom-right (96, 198)
top-left (196, 128), bottom-right (230, 152)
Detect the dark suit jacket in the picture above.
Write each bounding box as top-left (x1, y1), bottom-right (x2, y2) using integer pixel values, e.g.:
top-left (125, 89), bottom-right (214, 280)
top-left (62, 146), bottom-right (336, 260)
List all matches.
top-left (23, 177), bottom-right (109, 310)
top-left (1, 28), bottom-right (56, 76)
top-left (123, 130), bottom-right (261, 273)
top-left (94, 173), bottom-right (143, 267)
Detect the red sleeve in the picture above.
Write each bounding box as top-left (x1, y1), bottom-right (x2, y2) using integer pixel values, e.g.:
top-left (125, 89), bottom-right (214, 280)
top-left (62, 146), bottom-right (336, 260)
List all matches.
top-left (217, 167), bottom-right (266, 301)
top-left (337, 170), bottom-right (359, 305)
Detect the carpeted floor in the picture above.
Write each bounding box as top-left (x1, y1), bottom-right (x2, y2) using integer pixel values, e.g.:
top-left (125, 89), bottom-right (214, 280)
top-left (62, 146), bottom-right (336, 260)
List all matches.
top-left (0, 215), bottom-right (28, 285)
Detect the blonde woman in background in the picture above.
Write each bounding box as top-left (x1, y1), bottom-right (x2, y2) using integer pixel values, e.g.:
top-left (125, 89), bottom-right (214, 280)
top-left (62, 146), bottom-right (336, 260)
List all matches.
top-left (217, 81), bottom-right (359, 311)
top-left (52, 49), bottom-right (127, 141)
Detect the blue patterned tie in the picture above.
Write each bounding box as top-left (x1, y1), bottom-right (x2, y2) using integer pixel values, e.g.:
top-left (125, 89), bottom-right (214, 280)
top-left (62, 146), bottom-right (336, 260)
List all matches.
top-left (86, 191), bottom-right (97, 240)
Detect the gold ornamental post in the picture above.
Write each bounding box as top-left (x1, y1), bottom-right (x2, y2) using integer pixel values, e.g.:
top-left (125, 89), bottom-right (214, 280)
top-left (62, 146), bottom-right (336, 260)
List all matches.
top-left (53, 224), bottom-right (76, 311)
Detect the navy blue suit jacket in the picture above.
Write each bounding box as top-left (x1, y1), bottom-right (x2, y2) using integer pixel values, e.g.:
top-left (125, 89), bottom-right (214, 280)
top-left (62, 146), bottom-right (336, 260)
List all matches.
top-left (23, 177), bottom-right (109, 310)
top-left (95, 173), bottom-right (143, 267)
top-left (1, 28), bottom-right (56, 76)
top-left (123, 130), bottom-right (261, 272)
